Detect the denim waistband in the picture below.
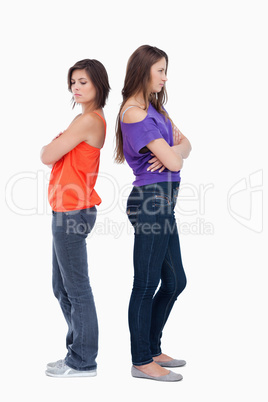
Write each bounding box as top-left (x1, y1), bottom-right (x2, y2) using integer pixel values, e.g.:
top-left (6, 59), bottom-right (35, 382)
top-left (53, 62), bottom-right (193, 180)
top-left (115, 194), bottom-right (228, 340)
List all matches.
top-left (52, 206), bottom-right (97, 216)
top-left (133, 181), bottom-right (180, 196)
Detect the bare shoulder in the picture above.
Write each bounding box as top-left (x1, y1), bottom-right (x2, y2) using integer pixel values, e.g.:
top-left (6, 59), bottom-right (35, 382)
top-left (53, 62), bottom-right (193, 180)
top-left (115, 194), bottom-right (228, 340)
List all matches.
top-left (121, 105), bottom-right (147, 124)
top-left (82, 110), bottom-right (106, 148)
top-left (69, 111), bottom-right (104, 140)
top-left (77, 111), bottom-right (104, 129)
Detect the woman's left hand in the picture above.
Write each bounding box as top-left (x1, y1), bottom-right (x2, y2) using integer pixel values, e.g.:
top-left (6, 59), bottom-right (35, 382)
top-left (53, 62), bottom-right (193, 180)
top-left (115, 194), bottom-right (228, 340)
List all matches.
top-left (172, 124), bottom-right (182, 146)
top-left (147, 153), bottom-right (166, 173)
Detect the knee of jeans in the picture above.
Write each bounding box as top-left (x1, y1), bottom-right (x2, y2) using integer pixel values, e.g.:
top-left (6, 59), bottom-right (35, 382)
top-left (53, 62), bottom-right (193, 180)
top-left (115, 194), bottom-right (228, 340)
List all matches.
top-left (68, 284), bottom-right (94, 300)
top-left (161, 274), bottom-right (187, 298)
top-left (133, 280), bottom-right (159, 297)
top-left (52, 284), bottom-right (66, 302)
top-left (177, 274), bottom-right (187, 295)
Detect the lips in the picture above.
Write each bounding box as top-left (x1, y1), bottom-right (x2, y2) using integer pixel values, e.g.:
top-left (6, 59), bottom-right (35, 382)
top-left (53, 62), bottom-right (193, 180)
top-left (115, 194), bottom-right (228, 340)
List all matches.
top-left (74, 93), bottom-right (82, 96)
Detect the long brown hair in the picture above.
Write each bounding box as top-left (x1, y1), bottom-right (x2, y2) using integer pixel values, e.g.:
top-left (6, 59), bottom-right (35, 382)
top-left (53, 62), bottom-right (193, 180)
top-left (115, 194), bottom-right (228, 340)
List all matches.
top-left (67, 59), bottom-right (110, 109)
top-left (114, 45), bottom-right (169, 163)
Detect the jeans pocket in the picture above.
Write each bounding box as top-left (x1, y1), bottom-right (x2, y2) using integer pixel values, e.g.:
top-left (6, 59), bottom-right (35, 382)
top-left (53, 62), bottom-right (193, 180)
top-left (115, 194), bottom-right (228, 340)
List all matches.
top-left (153, 194), bottom-right (171, 207)
top-left (126, 205), bottom-right (140, 227)
top-left (80, 209), bottom-right (97, 235)
top-left (172, 184), bottom-right (180, 207)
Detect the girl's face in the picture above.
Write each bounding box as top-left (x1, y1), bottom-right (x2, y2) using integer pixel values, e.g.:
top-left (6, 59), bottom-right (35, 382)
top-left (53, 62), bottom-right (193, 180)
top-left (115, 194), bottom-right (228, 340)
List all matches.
top-left (70, 69), bottom-right (96, 105)
top-left (149, 57), bottom-right (168, 93)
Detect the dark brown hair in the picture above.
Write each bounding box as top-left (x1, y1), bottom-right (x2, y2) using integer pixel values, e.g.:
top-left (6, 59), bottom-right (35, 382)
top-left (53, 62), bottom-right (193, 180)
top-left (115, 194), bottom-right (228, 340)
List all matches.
top-left (114, 45), bottom-right (169, 163)
top-left (67, 59), bottom-right (110, 109)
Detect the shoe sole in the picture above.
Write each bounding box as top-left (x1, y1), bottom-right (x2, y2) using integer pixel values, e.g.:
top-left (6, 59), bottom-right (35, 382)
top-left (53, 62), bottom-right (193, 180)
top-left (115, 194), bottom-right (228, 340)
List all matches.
top-left (131, 373), bottom-right (183, 382)
top-left (156, 361), bottom-right (186, 368)
top-left (45, 370), bottom-right (97, 378)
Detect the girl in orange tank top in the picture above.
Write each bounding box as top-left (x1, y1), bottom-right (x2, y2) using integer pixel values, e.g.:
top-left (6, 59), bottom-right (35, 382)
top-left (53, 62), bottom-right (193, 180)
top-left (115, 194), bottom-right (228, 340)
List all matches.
top-left (41, 59), bottom-right (110, 378)
top-left (48, 110), bottom-right (106, 212)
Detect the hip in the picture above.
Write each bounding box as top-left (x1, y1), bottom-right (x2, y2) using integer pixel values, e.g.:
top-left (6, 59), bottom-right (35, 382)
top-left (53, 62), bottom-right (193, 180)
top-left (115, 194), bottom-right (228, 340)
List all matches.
top-left (126, 181), bottom-right (180, 225)
top-left (52, 206), bottom-right (97, 236)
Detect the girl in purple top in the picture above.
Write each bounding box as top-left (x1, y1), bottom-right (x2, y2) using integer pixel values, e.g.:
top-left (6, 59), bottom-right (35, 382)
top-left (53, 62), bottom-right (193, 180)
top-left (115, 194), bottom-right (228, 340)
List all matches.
top-left (115, 45), bottom-right (192, 382)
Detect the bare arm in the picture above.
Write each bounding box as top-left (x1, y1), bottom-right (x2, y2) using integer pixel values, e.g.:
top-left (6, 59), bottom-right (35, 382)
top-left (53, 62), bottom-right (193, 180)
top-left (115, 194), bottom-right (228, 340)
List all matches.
top-left (40, 113), bottom-right (104, 166)
top-left (146, 139), bottom-right (183, 172)
top-left (171, 123), bottom-right (192, 158)
top-left (148, 126), bottom-right (191, 172)
top-left (172, 133), bottom-right (192, 159)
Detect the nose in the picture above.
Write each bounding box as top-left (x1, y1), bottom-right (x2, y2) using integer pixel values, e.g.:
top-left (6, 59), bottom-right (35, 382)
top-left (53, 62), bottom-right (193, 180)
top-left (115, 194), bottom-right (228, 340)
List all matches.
top-left (72, 82), bottom-right (80, 92)
top-left (161, 71), bottom-right (168, 82)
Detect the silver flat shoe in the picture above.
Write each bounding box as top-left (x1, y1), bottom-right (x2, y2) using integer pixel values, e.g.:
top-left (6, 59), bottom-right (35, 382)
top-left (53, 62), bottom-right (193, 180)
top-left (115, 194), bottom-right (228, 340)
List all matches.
top-left (155, 359), bottom-right (186, 368)
top-left (131, 366), bottom-right (183, 382)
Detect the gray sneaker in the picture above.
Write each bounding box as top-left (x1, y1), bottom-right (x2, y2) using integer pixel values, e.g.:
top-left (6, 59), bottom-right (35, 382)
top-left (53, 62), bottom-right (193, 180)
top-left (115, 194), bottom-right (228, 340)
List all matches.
top-left (46, 359), bottom-right (65, 369)
top-left (45, 360), bottom-right (97, 378)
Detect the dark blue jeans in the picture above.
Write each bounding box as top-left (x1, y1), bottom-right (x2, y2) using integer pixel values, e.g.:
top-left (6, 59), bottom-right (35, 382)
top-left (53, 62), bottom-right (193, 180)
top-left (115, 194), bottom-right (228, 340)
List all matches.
top-left (52, 206), bottom-right (98, 371)
top-left (127, 181), bottom-right (187, 366)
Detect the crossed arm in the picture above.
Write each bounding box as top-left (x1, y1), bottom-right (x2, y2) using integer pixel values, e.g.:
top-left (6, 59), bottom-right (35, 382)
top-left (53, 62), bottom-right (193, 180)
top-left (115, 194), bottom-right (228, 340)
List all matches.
top-left (122, 106), bottom-right (192, 172)
top-left (147, 123), bottom-right (192, 172)
top-left (40, 113), bottom-right (105, 166)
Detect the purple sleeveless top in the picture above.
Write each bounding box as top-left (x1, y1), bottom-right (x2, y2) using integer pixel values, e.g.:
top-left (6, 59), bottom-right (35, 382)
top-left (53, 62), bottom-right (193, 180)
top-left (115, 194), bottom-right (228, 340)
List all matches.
top-left (121, 103), bottom-right (181, 186)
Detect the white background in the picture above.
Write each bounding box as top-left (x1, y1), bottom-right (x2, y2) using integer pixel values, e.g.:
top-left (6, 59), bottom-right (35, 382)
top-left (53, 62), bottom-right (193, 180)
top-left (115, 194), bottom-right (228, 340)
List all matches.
top-left (1, 0), bottom-right (267, 400)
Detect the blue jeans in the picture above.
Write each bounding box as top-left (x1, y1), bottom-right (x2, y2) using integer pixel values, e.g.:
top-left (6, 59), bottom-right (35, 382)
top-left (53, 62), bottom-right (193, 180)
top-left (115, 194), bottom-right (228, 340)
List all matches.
top-left (127, 181), bottom-right (187, 366)
top-left (52, 206), bottom-right (98, 371)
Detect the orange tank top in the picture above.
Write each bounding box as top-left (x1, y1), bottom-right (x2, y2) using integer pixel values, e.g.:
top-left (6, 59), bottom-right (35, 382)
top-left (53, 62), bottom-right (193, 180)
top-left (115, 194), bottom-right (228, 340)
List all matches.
top-left (48, 112), bottom-right (106, 212)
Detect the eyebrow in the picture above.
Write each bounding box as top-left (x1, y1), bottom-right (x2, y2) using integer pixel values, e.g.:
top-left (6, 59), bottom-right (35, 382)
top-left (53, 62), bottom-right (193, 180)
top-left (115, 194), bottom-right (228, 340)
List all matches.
top-left (71, 77), bottom-right (88, 81)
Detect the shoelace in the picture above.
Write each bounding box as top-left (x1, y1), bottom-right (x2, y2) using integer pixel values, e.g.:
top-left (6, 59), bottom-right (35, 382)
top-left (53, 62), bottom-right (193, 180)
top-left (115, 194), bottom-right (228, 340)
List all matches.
top-left (56, 360), bottom-right (66, 368)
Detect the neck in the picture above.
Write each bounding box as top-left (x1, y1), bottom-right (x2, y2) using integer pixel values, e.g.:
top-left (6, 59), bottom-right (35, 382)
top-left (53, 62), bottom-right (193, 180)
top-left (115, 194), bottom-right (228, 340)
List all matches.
top-left (133, 91), bottom-right (149, 109)
top-left (81, 101), bottom-right (97, 114)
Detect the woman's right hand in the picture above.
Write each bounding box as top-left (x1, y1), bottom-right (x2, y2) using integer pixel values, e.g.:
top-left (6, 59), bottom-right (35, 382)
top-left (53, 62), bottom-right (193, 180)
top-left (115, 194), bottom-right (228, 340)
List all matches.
top-left (147, 153), bottom-right (167, 173)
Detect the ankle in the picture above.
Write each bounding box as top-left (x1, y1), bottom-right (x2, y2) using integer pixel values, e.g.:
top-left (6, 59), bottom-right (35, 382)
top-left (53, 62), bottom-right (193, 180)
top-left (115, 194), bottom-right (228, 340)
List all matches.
top-left (153, 353), bottom-right (173, 362)
top-left (134, 362), bottom-right (169, 377)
